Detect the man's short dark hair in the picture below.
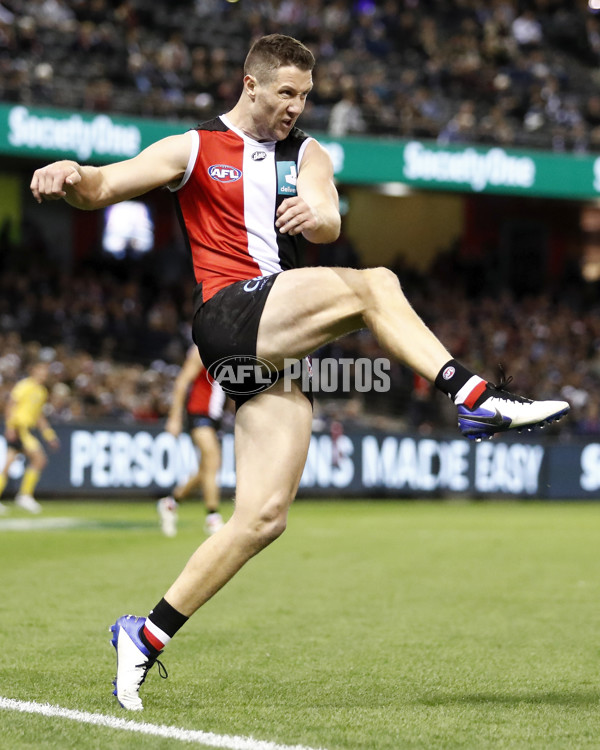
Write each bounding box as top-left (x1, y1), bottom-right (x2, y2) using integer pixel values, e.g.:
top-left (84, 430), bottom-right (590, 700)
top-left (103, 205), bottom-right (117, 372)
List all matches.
top-left (244, 34), bottom-right (315, 83)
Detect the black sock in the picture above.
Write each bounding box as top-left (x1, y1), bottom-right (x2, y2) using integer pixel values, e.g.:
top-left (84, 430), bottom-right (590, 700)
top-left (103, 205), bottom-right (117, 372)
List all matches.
top-left (139, 598), bottom-right (189, 654)
top-left (434, 359), bottom-right (486, 405)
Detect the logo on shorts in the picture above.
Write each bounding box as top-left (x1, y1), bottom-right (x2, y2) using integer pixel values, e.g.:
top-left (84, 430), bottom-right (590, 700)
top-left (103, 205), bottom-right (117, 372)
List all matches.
top-left (442, 366), bottom-right (456, 380)
top-left (208, 164), bottom-right (242, 183)
top-left (207, 355), bottom-right (279, 396)
top-left (242, 276), bottom-right (270, 293)
top-left (252, 151), bottom-right (267, 161)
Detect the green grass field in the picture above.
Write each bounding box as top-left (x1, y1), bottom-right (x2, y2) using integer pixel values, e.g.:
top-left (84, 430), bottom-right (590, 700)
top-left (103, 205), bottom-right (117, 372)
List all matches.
top-left (1, 498), bottom-right (599, 750)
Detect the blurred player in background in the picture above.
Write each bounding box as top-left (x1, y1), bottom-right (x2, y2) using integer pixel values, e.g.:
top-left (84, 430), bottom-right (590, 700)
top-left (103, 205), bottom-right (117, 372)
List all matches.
top-left (0, 361), bottom-right (60, 514)
top-left (158, 347), bottom-right (226, 537)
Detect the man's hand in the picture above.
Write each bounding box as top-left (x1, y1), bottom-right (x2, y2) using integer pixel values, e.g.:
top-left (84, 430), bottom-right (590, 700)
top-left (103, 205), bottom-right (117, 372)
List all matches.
top-left (165, 415), bottom-right (183, 437)
top-left (275, 196), bottom-right (320, 236)
top-left (30, 161), bottom-right (82, 203)
top-left (42, 427), bottom-right (60, 451)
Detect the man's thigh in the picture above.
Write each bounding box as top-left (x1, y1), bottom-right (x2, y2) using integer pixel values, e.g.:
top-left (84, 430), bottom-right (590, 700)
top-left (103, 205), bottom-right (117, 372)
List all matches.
top-left (20, 428), bottom-right (42, 455)
top-left (256, 267), bottom-right (367, 367)
top-left (191, 426), bottom-right (220, 464)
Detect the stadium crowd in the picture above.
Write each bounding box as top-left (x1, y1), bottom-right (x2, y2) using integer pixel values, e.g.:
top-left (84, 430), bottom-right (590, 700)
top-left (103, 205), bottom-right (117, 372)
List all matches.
top-left (0, 254), bottom-right (598, 437)
top-left (2, 0), bottom-right (600, 152)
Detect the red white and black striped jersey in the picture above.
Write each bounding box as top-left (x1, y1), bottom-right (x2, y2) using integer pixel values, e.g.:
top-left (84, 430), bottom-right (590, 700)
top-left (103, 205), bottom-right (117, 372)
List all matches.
top-left (171, 115), bottom-right (314, 304)
top-left (187, 369), bottom-right (225, 419)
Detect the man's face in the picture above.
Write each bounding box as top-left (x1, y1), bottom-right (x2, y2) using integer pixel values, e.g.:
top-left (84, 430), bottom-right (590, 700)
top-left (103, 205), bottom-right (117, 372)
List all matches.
top-left (32, 363), bottom-right (50, 383)
top-left (248, 65), bottom-right (313, 141)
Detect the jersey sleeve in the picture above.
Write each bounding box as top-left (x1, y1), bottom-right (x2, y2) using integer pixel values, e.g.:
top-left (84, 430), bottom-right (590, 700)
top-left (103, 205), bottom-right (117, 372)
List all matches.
top-left (169, 130), bottom-right (200, 193)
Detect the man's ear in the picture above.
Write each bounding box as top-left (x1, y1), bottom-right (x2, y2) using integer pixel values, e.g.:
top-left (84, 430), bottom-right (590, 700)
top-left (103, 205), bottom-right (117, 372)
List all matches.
top-left (244, 74), bottom-right (257, 100)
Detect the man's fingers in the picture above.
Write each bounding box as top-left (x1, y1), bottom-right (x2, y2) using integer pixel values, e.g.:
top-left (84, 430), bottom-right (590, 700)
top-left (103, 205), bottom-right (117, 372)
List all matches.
top-left (30, 166), bottom-right (79, 202)
top-left (275, 207), bottom-right (296, 227)
top-left (276, 196), bottom-right (296, 215)
top-left (53, 174), bottom-right (66, 193)
top-left (277, 214), bottom-right (302, 234)
top-left (276, 203), bottom-right (304, 231)
top-left (30, 174), bottom-right (44, 203)
top-left (276, 196), bottom-right (318, 235)
top-left (277, 207), bottom-right (316, 235)
top-left (65, 168), bottom-right (81, 186)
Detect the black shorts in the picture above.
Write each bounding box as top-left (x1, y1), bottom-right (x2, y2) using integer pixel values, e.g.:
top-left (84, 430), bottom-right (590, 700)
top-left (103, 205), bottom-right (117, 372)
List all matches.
top-left (7, 434), bottom-right (24, 452)
top-left (192, 274), bottom-right (312, 409)
top-left (187, 413), bottom-right (221, 431)
top-left (193, 274), bottom-right (279, 366)
top-left (193, 275), bottom-right (281, 409)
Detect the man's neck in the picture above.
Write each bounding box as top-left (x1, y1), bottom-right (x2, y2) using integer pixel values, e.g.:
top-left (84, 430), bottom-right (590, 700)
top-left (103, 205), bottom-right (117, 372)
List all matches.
top-left (224, 104), bottom-right (267, 142)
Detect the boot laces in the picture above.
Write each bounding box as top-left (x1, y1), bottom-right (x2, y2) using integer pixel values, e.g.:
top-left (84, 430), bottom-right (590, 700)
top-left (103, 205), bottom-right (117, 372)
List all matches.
top-left (488, 366), bottom-right (531, 404)
top-left (134, 656), bottom-right (168, 687)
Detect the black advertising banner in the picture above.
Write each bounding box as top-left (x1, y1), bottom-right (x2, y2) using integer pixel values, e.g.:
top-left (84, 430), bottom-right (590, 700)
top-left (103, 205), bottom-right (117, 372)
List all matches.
top-left (0, 424), bottom-right (597, 499)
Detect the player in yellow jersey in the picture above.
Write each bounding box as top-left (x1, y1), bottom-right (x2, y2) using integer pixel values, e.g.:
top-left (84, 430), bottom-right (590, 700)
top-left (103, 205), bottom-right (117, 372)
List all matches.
top-left (0, 362), bottom-right (60, 514)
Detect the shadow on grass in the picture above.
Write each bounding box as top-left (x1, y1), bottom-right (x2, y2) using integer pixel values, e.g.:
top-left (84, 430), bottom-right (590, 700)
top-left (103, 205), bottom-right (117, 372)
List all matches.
top-left (417, 691), bottom-right (600, 707)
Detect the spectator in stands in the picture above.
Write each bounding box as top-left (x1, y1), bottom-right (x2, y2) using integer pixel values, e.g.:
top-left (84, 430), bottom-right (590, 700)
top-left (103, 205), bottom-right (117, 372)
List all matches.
top-left (511, 8), bottom-right (543, 50)
top-left (328, 76), bottom-right (365, 136)
top-left (438, 100), bottom-right (478, 144)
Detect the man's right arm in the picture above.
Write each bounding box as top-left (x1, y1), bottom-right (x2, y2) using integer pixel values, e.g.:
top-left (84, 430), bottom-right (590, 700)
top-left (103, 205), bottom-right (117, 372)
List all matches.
top-left (165, 349), bottom-right (204, 436)
top-left (30, 131), bottom-right (194, 210)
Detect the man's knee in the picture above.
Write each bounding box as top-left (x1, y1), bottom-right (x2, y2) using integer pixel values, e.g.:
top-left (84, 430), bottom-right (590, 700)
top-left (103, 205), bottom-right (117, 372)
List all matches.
top-left (250, 505), bottom-right (288, 547)
top-left (232, 499), bottom-right (289, 551)
top-left (348, 266), bottom-right (402, 309)
top-left (257, 513), bottom-right (287, 546)
top-left (31, 452), bottom-right (47, 470)
top-left (364, 266), bottom-right (401, 295)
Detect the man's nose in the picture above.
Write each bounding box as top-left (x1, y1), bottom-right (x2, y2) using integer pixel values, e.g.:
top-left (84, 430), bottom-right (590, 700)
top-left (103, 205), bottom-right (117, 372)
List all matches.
top-left (288, 97), bottom-right (304, 114)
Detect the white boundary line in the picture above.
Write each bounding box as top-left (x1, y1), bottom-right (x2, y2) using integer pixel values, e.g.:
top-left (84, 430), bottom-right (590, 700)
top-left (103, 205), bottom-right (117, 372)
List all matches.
top-left (0, 697), bottom-right (326, 750)
top-left (0, 517), bottom-right (89, 532)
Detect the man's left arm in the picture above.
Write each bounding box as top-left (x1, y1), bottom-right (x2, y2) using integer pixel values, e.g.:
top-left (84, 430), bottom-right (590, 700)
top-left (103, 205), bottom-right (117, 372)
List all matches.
top-left (275, 140), bottom-right (341, 244)
top-left (37, 414), bottom-right (60, 450)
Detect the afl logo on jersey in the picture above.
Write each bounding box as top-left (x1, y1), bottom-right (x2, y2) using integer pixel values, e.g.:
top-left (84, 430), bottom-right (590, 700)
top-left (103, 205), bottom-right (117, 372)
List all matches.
top-left (208, 164), bottom-right (242, 183)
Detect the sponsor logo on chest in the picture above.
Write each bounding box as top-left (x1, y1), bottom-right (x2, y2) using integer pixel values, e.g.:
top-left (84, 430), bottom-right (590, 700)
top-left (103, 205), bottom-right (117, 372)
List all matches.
top-left (208, 164), bottom-right (242, 183)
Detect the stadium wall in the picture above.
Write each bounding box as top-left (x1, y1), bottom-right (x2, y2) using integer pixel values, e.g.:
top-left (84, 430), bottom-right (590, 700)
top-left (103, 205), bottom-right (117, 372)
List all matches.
top-left (1, 424), bottom-right (597, 500)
